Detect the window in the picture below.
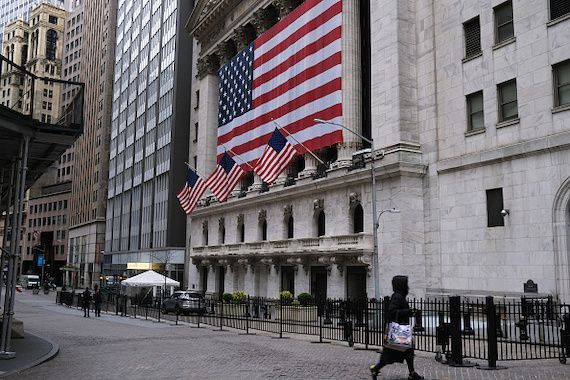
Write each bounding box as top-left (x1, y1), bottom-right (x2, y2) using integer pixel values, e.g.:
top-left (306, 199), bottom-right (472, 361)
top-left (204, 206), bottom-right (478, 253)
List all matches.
top-left (238, 216), bottom-right (245, 243)
top-left (317, 211), bottom-right (325, 237)
top-left (550, 0), bottom-right (570, 20)
top-left (554, 59), bottom-right (570, 108)
top-left (486, 188), bottom-right (505, 227)
top-left (260, 219), bottom-right (267, 241)
top-left (48, 15), bottom-right (58, 24)
top-left (287, 215), bottom-right (294, 239)
top-left (202, 221), bottom-right (208, 245)
top-left (494, 1), bottom-right (514, 44)
top-left (466, 91), bottom-right (484, 130)
top-left (463, 16), bottom-right (481, 59)
top-left (353, 204), bottom-right (364, 233)
top-left (193, 122), bottom-right (198, 142)
top-left (219, 219), bottom-right (225, 244)
top-left (46, 29), bottom-right (57, 61)
top-left (498, 79), bottom-right (518, 121)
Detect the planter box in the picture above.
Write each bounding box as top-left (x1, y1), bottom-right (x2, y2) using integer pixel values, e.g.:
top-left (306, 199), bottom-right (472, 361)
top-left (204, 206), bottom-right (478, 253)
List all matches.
top-left (276, 305), bottom-right (318, 323)
top-left (220, 303), bottom-right (248, 317)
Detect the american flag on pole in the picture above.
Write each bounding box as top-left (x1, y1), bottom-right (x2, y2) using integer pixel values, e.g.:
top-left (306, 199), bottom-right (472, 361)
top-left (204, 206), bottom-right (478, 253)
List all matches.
top-left (254, 128), bottom-right (298, 184)
top-left (205, 152), bottom-right (245, 202)
top-left (217, 0), bottom-right (343, 169)
top-left (176, 168), bottom-right (207, 214)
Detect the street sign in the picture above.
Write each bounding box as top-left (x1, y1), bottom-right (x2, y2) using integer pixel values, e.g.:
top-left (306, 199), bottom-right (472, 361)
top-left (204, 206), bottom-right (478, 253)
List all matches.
top-left (37, 254), bottom-right (44, 267)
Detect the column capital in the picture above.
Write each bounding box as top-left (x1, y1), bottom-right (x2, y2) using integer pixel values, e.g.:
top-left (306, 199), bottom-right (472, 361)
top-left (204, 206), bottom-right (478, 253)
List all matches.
top-left (196, 55), bottom-right (220, 79)
top-left (273, 0), bottom-right (300, 19)
top-left (215, 40), bottom-right (235, 66)
top-left (251, 7), bottom-right (276, 35)
top-left (232, 25), bottom-right (250, 51)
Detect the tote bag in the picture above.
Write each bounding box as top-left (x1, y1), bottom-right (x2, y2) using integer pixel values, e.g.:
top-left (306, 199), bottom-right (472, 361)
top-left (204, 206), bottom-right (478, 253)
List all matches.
top-left (384, 321), bottom-right (413, 351)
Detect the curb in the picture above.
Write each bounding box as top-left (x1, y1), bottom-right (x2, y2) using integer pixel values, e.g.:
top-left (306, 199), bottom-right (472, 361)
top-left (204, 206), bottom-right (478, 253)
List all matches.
top-left (0, 330), bottom-right (60, 378)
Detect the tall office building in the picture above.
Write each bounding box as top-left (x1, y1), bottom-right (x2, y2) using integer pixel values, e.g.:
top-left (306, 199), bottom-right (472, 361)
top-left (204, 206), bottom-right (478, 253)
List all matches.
top-left (1, 2), bottom-right (70, 282)
top-left (66, 0), bottom-right (117, 289)
top-left (103, 0), bottom-right (193, 284)
top-left (0, 0), bottom-right (65, 45)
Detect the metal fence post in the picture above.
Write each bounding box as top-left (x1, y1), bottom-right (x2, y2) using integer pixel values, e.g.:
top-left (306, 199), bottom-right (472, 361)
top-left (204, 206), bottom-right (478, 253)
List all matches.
top-left (448, 296), bottom-right (475, 367)
top-left (279, 295), bottom-right (283, 339)
top-left (478, 296), bottom-right (506, 370)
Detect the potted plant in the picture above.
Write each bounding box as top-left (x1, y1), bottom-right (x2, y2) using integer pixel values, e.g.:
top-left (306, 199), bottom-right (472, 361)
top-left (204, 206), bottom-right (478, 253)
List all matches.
top-left (297, 292), bottom-right (313, 306)
top-left (277, 291), bottom-right (318, 322)
top-left (279, 290), bottom-right (293, 305)
top-left (224, 290), bottom-right (248, 316)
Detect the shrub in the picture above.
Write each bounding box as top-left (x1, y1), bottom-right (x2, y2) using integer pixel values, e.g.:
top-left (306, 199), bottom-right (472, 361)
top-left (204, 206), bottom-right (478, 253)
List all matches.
top-left (232, 290), bottom-right (247, 304)
top-left (297, 292), bottom-right (313, 306)
top-left (222, 292), bottom-right (233, 303)
top-left (279, 290), bottom-right (293, 305)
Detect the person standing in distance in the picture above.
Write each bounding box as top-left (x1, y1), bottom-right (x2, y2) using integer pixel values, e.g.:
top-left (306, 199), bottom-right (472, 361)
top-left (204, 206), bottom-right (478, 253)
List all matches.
top-left (82, 287), bottom-right (92, 318)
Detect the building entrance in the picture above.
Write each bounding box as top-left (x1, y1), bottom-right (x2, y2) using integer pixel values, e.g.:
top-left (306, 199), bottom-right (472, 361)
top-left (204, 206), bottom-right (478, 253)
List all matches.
top-left (310, 266), bottom-right (327, 301)
top-left (281, 266), bottom-right (295, 295)
top-left (346, 266), bottom-right (367, 300)
top-left (217, 266), bottom-right (225, 298)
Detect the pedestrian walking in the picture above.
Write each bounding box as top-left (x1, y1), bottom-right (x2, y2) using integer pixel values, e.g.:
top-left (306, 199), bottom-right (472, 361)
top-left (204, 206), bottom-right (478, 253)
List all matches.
top-left (82, 287), bottom-right (91, 318)
top-left (94, 284), bottom-right (102, 317)
top-left (369, 275), bottom-right (423, 380)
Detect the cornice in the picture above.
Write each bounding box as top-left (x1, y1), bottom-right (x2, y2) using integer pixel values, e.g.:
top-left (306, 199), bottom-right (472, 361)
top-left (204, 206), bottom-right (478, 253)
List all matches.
top-left (191, 154), bottom-right (427, 218)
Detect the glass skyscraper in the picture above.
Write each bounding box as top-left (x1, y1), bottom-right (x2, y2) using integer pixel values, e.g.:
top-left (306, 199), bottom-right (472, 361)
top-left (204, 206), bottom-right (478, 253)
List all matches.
top-left (104, 0), bottom-right (193, 282)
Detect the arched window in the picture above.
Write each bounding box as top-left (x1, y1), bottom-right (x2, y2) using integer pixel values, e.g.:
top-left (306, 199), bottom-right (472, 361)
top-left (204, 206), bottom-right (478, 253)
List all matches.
top-left (218, 219), bottom-right (225, 244)
top-left (287, 215), bottom-right (294, 239)
top-left (46, 29), bottom-right (57, 60)
top-left (353, 204), bottom-right (364, 233)
top-left (237, 215), bottom-right (245, 243)
top-left (202, 221), bottom-right (209, 246)
top-left (317, 210), bottom-right (325, 237)
top-left (261, 219), bottom-right (267, 241)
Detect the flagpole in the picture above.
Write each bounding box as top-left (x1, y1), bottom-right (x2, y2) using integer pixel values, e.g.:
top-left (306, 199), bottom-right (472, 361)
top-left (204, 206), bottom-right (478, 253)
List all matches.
top-left (221, 145), bottom-right (255, 170)
top-left (183, 162), bottom-right (207, 178)
top-left (272, 120), bottom-right (325, 165)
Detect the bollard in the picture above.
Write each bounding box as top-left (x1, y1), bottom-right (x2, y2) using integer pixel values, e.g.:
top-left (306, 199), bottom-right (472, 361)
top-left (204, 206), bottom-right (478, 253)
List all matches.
top-left (449, 296), bottom-right (463, 366)
top-left (515, 317), bottom-right (529, 341)
top-left (414, 309), bottom-right (425, 333)
top-left (323, 301), bottom-right (332, 325)
top-left (495, 312), bottom-right (503, 338)
top-left (477, 296), bottom-right (506, 370)
top-left (462, 310), bottom-right (474, 335)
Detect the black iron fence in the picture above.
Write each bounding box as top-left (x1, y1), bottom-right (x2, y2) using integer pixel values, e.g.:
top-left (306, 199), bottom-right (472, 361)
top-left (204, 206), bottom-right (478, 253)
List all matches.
top-left (56, 292), bottom-right (570, 366)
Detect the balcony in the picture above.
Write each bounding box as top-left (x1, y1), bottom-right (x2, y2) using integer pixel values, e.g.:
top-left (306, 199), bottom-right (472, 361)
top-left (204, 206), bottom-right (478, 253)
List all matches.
top-left (191, 233), bottom-right (373, 259)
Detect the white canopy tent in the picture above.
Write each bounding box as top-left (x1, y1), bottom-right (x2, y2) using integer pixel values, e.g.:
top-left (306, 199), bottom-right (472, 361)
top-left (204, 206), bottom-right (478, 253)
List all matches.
top-left (121, 270), bottom-right (180, 297)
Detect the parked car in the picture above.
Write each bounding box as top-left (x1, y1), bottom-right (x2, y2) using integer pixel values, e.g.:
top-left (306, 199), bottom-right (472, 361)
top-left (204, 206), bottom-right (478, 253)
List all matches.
top-left (161, 291), bottom-right (206, 315)
top-left (20, 274), bottom-right (40, 289)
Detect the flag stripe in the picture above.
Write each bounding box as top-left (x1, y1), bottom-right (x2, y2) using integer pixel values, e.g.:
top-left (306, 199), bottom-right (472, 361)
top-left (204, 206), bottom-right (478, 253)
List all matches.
top-left (254, 0), bottom-right (333, 53)
top-left (218, 104), bottom-right (343, 165)
top-left (253, 54), bottom-right (341, 108)
top-left (176, 169), bottom-right (208, 215)
top-left (217, 0), bottom-right (343, 173)
top-left (253, 6), bottom-right (342, 69)
top-left (218, 79), bottom-right (341, 145)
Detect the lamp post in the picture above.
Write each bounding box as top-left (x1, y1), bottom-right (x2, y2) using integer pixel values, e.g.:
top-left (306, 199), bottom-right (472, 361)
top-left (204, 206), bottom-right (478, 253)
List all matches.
top-left (314, 119), bottom-right (399, 299)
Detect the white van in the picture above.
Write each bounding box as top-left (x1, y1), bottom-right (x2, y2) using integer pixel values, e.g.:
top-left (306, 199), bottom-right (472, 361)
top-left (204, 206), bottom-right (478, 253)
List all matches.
top-left (21, 274), bottom-right (40, 289)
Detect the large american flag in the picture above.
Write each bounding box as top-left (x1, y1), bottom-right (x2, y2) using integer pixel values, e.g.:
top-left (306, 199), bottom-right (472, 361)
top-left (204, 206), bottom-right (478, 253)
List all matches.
top-left (254, 128), bottom-right (298, 184)
top-left (217, 0), bottom-right (343, 169)
top-left (205, 152), bottom-right (245, 202)
top-left (177, 168), bottom-right (207, 214)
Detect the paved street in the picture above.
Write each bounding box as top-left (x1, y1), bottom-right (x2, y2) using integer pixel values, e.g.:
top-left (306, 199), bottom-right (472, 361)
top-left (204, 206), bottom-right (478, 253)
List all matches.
top-left (3, 291), bottom-right (570, 379)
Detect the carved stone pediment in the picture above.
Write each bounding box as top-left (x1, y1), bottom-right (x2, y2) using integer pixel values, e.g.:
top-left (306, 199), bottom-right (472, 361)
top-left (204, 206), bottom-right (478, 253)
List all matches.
top-left (237, 214), bottom-right (244, 225)
top-left (258, 209), bottom-right (267, 222)
top-left (283, 204), bottom-right (292, 217)
top-left (349, 192), bottom-right (361, 205)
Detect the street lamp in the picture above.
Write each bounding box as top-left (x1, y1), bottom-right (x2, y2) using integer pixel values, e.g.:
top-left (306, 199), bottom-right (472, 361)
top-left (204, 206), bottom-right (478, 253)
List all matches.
top-left (314, 119), bottom-right (398, 299)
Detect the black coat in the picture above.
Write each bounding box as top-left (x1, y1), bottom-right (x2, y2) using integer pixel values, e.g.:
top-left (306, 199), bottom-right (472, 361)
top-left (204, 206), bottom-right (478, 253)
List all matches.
top-left (82, 290), bottom-right (91, 307)
top-left (381, 275), bottom-right (414, 363)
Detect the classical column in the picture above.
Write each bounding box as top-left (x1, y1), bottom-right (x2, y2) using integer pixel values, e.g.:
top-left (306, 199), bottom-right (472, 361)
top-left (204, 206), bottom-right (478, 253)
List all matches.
top-left (273, 0), bottom-right (299, 19)
top-left (233, 26), bottom-right (251, 50)
top-left (298, 154), bottom-right (318, 178)
top-left (249, 174), bottom-right (263, 191)
top-left (336, 0), bottom-right (362, 167)
top-left (265, 261), bottom-right (280, 299)
top-left (196, 55), bottom-right (220, 177)
top-left (206, 266), bottom-right (217, 296)
top-left (251, 7), bottom-right (277, 35)
top-left (215, 40), bottom-right (235, 66)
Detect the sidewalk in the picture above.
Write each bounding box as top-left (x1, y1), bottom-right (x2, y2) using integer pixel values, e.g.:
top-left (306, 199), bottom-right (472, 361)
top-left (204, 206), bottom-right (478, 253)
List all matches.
top-left (0, 330), bottom-right (58, 377)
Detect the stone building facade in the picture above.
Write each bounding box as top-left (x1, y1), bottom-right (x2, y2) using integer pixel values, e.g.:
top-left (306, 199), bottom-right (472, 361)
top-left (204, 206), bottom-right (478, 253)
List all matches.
top-left (185, 0), bottom-right (570, 302)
